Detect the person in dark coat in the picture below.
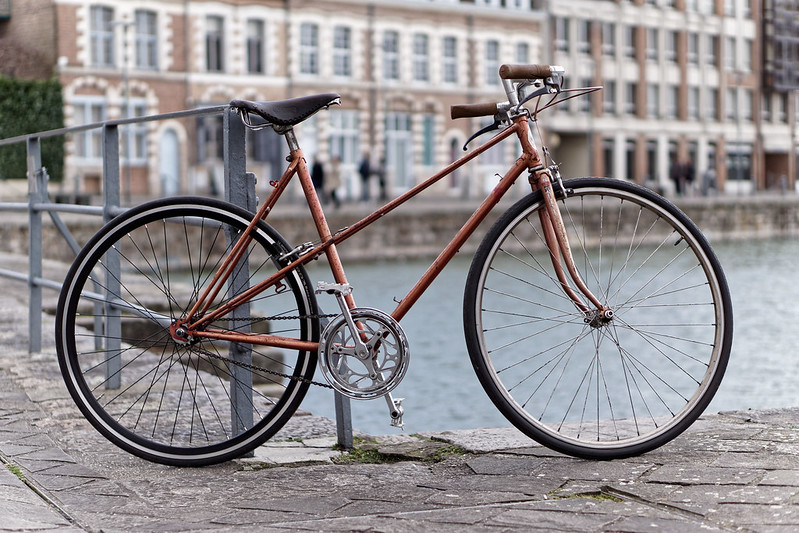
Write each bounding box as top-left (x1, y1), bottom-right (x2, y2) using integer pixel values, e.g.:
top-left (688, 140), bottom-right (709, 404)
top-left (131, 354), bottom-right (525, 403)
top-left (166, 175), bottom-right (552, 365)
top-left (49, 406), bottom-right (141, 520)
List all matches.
top-left (311, 156), bottom-right (326, 203)
top-left (358, 154), bottom-right (371, 202)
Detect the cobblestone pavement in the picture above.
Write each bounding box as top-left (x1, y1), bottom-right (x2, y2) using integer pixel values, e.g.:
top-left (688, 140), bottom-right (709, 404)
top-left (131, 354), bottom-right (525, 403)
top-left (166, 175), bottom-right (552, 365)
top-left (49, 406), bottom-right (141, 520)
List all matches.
top-left (0, 267), bottom-right (798, 532)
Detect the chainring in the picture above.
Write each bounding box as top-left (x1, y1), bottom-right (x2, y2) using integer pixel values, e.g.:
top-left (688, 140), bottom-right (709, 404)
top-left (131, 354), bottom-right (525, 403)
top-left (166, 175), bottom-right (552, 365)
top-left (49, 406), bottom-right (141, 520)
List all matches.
top-left (318, 308), bottom-right (410, 399)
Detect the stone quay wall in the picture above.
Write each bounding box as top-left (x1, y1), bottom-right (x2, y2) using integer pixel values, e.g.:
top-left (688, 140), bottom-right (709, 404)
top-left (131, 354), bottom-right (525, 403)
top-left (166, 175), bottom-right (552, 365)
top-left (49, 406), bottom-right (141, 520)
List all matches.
top-left (1, 194), bottom-right (799, 264)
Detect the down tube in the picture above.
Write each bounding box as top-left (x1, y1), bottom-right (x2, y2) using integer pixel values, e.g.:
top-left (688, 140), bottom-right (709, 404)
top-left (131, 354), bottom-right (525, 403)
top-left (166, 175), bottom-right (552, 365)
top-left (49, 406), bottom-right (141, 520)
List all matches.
top-left (391, 156), bottom-right (530, 322)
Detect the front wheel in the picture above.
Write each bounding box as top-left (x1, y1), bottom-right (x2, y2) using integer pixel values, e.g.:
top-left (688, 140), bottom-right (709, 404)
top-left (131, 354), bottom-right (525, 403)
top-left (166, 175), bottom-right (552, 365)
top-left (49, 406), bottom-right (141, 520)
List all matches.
top-left (56, 197), bottom-right (319, 466)
top-left (464, 178), bottom-right (732, 459)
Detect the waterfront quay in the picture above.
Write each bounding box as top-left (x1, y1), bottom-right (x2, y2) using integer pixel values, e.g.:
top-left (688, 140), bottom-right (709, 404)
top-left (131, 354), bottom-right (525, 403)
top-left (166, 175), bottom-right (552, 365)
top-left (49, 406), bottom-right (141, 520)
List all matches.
top-left (2, 191), bottom-right (799, 264)
top-left (0, 246), bottom-right (798, 531)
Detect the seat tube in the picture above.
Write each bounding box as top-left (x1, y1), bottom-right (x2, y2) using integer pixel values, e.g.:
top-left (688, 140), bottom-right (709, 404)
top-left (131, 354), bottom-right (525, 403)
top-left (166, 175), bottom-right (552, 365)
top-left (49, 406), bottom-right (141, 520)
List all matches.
top-left (290, 134), bottom-right (357, 310)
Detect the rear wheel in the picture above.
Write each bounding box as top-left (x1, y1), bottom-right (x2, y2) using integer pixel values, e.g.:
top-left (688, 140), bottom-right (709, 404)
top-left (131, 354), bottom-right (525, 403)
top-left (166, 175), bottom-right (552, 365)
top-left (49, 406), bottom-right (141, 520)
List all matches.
top-left (56, 197), bottom-right (319, 466)
top-left (464, 178), bottom-right (732, 459)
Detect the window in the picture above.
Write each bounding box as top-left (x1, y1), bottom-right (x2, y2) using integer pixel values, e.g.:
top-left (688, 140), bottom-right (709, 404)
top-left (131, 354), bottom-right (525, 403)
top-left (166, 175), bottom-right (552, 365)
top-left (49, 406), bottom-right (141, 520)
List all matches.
top-left (725, 36), bottom-right (736, 70)
top-left (646, 139), bottom-right (658, 183)
top-left (554, 17), bottom-right (569, 53)
top-left (646, 28), bottom-right (659, 62)
top-left (742, 38), bottom-right (753, 72)
top-left (603, 139), bottom-right (614, 178)
top-left (688, 86), bottom-right (700, 119)
top-left (707, 88), bottom-right (719, 120)
top-left (762, 92), bottom-right (772, 122)
top-left (579, 77), bottom-right (593, 112)
top-left (206, 15), bottom-right (224, 72)
top-left (625, 140), bottom-right (637, 182)
top-left (646, 83), bottom-right (660, 117)
top-left (625, 82), bottom-right (637, 115)
top-left (725, 87), bottom-right (737, 120)
top-left (329, 109), bottom-right (359, 165)
top-left (73, 98), bottom-right (106, 160)
top-left (665, 84), bottom-right (679, 118)
top-left (577, 20), bottom-right (591, 54)
top-left (299, 23), bottom-right (319, 75)
top-left (778, 93), bottom-right (788, 123)
top-left (442, 36), bottom-right (457, 84)
top-left (385, 112), bottom-right (413, 190)
top-left (134, 10), bottom-right (157, 70)
top-left (603, 80), bottom-right (616, 114)
top-left (665, 31), bottom-right (678, 63)
top-left (699, 0), bottom-right (714, 14)
top-left (516, 42), bottom-right (529, 64)
top-left (247, 19), bottom-right (265, 74)
top-left (383, 31), bottom-right (399, 81)
top-left (687, 32), bottom-right (699, 65)
top-left (742, 88), bottom-right (753, 121)
top-left (485, 40), bottom-right (500, 86)
top-left (413, 33), bottom-right (429, 82)
top-left (706, 35), bottom-right (718, 67)
top-left (422, 114), bottom-right (435, 167)
top-left (123, 99), bottom-right (148, 163)
top-left (333, 26), bottom-right (352, 77)
top-left (89, 5), bottom-right (114, 67)
top-left (724, 0), bottom-right (735, 16)
top-left (198, 115), bottom-right (224, 162)
top-left (602, 23), bottom-right (616, 56)
top-left (623, 25), bottom-right (636, 59)
top-left (479, 117), bottom-right (504, 166)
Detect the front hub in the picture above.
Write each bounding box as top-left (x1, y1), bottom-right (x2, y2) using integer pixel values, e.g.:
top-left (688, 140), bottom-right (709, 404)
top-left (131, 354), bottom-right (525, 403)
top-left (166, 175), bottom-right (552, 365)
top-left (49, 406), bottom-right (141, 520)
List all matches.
top-left (584, 307), bottom-right (614, 329)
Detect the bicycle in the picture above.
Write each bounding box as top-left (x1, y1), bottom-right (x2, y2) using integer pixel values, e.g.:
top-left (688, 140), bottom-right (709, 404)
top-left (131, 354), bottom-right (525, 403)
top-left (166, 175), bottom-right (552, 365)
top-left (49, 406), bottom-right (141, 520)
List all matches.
top-left (55, 64), bottom-right (733, 466)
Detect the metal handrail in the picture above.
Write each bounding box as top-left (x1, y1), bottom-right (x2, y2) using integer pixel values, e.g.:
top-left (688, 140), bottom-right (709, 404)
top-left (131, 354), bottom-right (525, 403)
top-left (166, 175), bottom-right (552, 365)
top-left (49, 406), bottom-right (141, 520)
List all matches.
top-left (0, 103), bottom-right (353, 448)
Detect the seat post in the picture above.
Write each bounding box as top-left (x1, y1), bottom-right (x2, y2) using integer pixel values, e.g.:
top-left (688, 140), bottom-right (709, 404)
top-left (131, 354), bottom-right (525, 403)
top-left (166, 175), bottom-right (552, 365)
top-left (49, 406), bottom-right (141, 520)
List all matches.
top-left (283, 127), bottom-right (299, 152)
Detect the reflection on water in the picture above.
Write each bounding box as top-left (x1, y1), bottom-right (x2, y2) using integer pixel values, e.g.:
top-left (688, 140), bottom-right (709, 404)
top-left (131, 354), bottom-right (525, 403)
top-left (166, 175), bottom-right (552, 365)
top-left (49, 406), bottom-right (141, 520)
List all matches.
top-left (286, 238), bottom-right (798, 436)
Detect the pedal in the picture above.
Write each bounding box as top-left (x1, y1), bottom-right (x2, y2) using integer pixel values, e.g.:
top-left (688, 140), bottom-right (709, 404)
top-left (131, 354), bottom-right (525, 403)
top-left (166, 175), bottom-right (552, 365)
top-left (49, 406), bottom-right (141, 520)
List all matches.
top-left (385, 393), bottom-right (405, 429)
top-left (315, 281), bottom-right (352, 296)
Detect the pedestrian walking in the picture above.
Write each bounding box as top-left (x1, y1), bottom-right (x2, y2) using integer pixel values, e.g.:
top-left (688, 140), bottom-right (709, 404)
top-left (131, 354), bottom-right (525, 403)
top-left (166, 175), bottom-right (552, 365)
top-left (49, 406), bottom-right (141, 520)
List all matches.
top-left (311, 156), bottom-right (327, 203)
top-left (358, 153), bottom-right (371, 202)
top-left (375, 157), bottom-right (387, 201)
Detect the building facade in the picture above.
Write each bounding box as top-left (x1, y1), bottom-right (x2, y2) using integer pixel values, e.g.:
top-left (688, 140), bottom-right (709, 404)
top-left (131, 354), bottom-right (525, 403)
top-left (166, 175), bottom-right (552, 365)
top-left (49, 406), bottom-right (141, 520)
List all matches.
top-left (1, 0), bottom-right (545, 201)
top-left (1, 0), bottom-right (797, 199)
top-left (550, 0), bottom-right (797, 195)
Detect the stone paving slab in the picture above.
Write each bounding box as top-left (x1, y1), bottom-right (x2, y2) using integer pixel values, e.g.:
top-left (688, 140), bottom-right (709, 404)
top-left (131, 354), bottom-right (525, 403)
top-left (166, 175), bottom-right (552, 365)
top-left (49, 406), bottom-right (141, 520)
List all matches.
top-left (1, 273), bottom-right (799, 531)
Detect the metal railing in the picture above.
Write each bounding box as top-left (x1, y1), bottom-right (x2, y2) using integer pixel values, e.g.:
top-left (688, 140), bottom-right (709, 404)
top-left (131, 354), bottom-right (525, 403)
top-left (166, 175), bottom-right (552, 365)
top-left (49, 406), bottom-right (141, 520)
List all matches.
top-left (0, 106), bottom-right (353, 448)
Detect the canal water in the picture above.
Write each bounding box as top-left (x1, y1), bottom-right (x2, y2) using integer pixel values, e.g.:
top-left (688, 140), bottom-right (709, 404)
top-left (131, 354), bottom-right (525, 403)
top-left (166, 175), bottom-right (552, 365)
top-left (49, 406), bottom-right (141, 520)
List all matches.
top-left (296, 237), bottom-right (799, 436)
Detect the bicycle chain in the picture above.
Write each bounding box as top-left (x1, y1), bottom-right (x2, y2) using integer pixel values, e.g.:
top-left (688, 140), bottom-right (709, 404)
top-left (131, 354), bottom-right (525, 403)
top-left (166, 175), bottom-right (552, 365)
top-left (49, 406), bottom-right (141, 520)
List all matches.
top-left (190, 312), bottom-right (338, 389)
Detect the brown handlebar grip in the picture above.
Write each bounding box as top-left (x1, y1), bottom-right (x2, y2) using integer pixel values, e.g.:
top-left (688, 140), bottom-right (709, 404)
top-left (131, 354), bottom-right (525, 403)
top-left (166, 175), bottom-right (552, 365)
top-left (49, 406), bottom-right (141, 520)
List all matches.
top-left (451, 102), bottom-right (499, 120)
top-left (499, 64), bottom-right (552, 80)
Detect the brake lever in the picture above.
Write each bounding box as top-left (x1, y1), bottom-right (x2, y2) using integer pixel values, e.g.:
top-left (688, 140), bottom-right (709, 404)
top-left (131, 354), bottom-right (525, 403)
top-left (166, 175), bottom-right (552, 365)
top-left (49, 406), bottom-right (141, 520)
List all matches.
top-left (463, 118), bottom-right (501, 151)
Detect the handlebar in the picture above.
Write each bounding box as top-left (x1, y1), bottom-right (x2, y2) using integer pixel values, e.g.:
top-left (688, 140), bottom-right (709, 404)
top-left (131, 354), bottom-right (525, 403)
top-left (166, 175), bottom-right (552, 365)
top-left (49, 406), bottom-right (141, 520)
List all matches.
top-left (450, 64), bottom-right (563, 120)
top-left (450, 102), bottom-right (502, 120)
top-left (498, 63), bottom-right (552, 80)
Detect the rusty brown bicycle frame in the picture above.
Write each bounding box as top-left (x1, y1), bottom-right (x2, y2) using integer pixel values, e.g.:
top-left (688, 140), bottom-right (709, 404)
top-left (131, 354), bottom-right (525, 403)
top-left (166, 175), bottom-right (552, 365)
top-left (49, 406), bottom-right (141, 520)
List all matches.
top-left (182, 114), bottom-right (604, 350)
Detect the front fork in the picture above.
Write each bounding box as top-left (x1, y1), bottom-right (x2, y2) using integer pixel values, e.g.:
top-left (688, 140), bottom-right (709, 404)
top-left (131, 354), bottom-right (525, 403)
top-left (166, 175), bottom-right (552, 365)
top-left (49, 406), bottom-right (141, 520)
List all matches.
top-left (529, 165), bottom-right (614, 324)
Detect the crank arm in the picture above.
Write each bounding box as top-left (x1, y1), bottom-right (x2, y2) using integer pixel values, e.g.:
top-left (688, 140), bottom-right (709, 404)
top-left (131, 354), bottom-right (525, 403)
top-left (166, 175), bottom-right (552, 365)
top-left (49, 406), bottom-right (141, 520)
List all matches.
top-left (384, 392), bottom-right (404, 428)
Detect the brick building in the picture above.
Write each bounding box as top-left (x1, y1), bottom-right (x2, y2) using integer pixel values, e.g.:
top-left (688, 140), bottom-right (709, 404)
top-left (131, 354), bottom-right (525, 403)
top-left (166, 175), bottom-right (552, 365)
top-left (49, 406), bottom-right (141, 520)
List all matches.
top-left (1, 0), bottom-right (797, 198)
top-left (1, 0), bottom-right (545, 201)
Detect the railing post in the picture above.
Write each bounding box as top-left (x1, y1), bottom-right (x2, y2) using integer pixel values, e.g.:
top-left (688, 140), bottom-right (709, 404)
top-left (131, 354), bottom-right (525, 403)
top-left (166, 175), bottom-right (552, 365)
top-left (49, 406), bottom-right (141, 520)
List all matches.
top-left (26, 137), bottom-right (43, 353)
top-left (103, 124), bottom-right (122, 389)
top-left (224, 108), bottom-right (255, 442)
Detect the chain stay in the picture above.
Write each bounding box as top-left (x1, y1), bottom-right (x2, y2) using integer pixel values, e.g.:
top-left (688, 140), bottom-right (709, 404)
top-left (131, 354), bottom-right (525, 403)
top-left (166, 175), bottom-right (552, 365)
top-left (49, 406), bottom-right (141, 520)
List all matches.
top-left (191, 312), bottom-right (337, 388)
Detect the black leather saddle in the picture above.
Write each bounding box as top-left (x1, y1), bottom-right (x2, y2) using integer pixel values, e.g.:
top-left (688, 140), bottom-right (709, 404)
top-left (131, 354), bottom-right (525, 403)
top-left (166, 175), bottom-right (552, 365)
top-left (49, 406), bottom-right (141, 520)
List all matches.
top-left (230, 93), bottom-right (341, 128)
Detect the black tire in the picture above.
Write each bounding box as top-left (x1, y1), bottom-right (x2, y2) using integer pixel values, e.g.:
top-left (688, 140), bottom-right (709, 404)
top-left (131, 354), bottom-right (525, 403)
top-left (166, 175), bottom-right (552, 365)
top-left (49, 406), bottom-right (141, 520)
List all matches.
top-left (464, 178), bottom-right (732, 459)
top-left (56, 197), bottom-right (319, 466)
